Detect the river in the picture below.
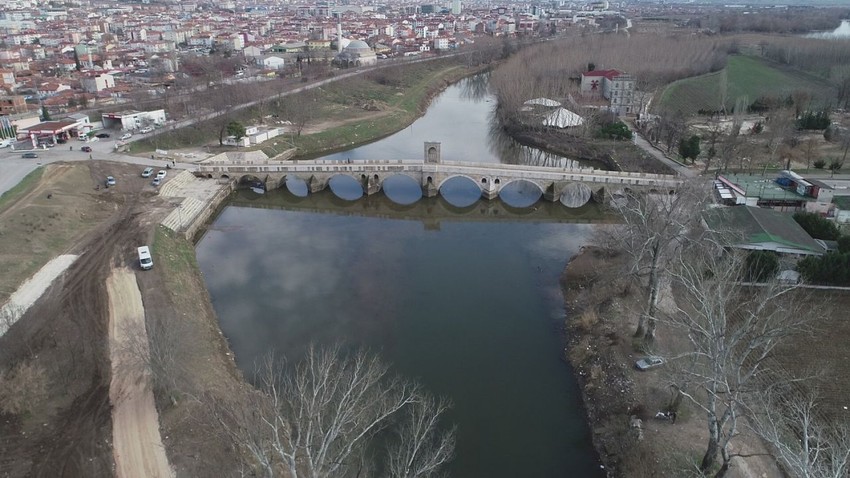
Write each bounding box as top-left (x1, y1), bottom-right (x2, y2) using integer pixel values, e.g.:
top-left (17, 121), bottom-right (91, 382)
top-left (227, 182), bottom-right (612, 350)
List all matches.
top-left (806, 19), bottom-right (850, 39)
top-left (196, 76), bottom-right (606, 477)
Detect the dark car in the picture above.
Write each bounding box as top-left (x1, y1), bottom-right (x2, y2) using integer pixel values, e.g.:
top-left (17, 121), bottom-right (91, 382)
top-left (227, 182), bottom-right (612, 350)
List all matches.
top-left (22, 152), bottom-right (38, 159)
top-left (95, 133), bottom-right (110, 138)
top-left (81, 146), bottom-right (92, 153)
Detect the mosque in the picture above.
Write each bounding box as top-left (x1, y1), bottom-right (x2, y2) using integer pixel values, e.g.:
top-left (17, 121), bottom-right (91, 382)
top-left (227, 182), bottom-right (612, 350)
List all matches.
top-left (333, 38), bottom-right (377, 67)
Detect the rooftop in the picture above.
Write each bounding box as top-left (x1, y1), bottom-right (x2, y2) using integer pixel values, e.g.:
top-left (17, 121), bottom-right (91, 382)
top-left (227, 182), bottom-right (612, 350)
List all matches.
top-left (720, 174), bottom-right (815, 202)
top-left (703, 206), bottom-right (823, 255)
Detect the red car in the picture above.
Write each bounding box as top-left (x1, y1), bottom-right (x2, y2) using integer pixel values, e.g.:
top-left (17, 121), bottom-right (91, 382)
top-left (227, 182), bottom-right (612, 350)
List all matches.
top-left (81, 146), bottom-right (92, 152)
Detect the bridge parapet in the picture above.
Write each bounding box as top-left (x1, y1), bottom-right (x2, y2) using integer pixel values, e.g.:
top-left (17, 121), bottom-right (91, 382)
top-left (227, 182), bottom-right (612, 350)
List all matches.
top-left (198, 158), bottom-right (682, 207)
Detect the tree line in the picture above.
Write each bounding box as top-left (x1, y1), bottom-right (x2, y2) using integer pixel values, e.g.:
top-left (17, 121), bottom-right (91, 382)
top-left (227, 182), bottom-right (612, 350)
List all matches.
top-left (597, 182), bottom-right (848, 477)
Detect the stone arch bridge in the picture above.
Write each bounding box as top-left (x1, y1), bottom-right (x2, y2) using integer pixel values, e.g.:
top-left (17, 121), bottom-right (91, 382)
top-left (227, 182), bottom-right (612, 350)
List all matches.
top-left (198, 149), bottom-right (681, 207)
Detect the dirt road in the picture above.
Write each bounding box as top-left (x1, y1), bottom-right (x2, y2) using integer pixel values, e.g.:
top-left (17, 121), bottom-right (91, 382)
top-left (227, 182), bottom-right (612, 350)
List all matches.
top-left (107, 268), bottom-right (174, 478)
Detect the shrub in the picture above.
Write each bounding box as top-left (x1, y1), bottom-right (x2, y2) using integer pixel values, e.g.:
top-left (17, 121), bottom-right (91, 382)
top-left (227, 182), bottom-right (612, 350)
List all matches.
top-left (597, 121), bottom-right (632, 140)
top-left (829, 160), bottom-right (843, 171)
top-left (813, 159), bottom-right (826, 169)
top-left (797, 110), bottom-right (831, 131)
top-left (793, 211), bottom-right (840, 240)
top-left (678, 135), bottom-right (701, 162)
top-left (838, 236), bottom-right (850, 253)
top-left (798, 252), bottom-right (850, 286)
top-left (0, 361), bottom-right (48, 415)
top-left (744, 250), bottom-right (779, 282)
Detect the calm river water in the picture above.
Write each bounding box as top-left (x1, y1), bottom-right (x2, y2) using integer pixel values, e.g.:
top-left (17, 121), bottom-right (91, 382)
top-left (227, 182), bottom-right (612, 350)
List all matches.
top-left (196, 76), bottom-right (606, 477)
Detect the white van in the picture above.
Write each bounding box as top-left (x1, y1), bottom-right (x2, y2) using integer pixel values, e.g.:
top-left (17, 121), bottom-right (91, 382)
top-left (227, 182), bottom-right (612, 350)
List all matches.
top-left (138, 246), bottom-right (153, 270)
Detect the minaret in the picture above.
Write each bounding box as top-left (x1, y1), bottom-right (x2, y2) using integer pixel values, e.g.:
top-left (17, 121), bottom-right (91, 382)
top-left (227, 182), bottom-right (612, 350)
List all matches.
top-left (337, 23), bottom-right (343, 52)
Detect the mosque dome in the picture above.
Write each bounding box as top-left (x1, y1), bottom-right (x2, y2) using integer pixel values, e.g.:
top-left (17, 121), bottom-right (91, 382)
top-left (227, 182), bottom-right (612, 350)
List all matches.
top-left (344, 40), bottom-right (374, 55)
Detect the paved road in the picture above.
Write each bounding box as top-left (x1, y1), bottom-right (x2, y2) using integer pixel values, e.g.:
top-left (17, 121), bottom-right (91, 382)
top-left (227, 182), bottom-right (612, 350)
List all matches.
top-left (1, 138), bottom-right (197, 196)
top-left (631, 131), bottom-right (697, 178)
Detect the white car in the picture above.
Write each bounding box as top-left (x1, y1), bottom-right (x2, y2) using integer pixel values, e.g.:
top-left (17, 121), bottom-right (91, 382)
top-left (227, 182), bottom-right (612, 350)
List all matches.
top-left (138, 246), bottom-right (153, 270)
top-left (141, 167), bottom-right (154, 178)
top-left (156, 170), bottom-right (167, 180)
top-left (140, 126), bottom-right (154, 134)
top-left (120, 133), bottom-right (133, 140)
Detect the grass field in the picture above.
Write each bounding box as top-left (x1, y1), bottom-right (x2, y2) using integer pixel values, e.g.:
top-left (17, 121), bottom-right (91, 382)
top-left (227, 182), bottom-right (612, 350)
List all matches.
top-left (136, 59), bottom-right (477, 159)
top-left (0, 164), bottom-right (115, 304)
top-left (656, 55), bottom-right (837, 115)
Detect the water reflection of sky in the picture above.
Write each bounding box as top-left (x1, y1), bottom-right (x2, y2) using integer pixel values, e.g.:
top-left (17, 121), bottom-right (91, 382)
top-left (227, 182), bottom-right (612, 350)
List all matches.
top-left (196, 206), bottom-right (603, 477)
top-left (320, 81), bottom-right (499, 162)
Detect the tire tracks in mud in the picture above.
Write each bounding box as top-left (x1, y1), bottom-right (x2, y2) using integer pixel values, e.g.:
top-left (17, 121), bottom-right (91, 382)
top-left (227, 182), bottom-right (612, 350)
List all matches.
top-left (1, 162), bottom-right (154, 477)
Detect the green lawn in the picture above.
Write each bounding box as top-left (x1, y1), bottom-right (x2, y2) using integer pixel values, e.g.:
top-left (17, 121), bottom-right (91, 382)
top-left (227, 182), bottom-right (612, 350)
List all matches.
top-left (0, 167), bottom-right (43, 212)
top-left (657, 55), bottom-right (837, 115)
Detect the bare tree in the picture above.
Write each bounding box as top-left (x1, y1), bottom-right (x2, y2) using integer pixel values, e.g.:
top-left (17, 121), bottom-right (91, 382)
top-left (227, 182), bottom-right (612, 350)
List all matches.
top-left (607, 179), bottom-right (711, 343)
top-left (749, 386), bottom-right (850, 478)
top-left (762, 108), bottom-right (796, 172)
top-left (666, 237), bottom-right (809, 477)
top-left (211, 345), bottom-right (455, 478)
top-left (114, 314), bottom-right (199, 407)
top-left (803, 137), bottom-right (819, 171)
top-left (282, 91), bottom-right (318, 138)
top-left (386, 396), bottom-right (456, 478)
top-left (719, 98), bottom-right (747, 172)
top-left (0, 359), bottom-right (48, 415)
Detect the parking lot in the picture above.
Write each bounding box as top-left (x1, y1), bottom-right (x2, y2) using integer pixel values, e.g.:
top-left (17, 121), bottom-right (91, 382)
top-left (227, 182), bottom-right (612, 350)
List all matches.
top-left (1, 131), bottom-right (198, 196)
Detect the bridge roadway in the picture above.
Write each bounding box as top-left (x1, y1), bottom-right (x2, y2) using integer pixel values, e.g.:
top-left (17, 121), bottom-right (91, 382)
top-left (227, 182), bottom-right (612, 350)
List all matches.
top-left (198, 158), bottom-right (682, 207)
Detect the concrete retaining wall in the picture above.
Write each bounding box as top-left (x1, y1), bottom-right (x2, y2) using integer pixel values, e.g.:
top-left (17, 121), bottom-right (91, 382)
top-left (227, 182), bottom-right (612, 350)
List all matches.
top-left (184, 179), bottom-right (236, 242)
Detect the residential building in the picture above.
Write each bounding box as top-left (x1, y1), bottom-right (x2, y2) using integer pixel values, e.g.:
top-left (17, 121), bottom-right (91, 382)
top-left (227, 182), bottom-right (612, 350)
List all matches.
top-left (81, 73), bottom-right (115, 93)
top-left (580, 69), bottom-right (636, 115)
top-left (0, 95), bottom-right (27, 115)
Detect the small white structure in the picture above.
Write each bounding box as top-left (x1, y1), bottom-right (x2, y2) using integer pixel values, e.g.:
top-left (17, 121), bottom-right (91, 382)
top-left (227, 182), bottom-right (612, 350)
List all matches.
top-left (259, 55), bottom-right (285, 70)
top-left (543, 108), bottom-right (584, 128)
top-left (524, 98), bottom-right (561, 107)
top-left (102, 109), bottom-right (166, 131)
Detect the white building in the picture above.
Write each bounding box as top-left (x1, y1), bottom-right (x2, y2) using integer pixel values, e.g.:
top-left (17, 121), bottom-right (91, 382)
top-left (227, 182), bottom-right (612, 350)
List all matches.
top-left (81, 73), bottom-right (115, 93)
top-left (259, 55), bottom-right (285, 70)
top-left (101, 109), bottom-right (166, 131)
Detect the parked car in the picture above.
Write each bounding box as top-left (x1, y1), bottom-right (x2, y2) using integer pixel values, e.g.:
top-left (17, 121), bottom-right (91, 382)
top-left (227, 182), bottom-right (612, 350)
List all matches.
top-left (141, 167), bottom-right (154, 178)
top-left (139, 126), bottom-right (154, 134)
top-left (106, 176), bottom-right (116, 187)
top-left (88, 136), bottom-right (99, 142)
top-left (78, 135), bottom-right (89, 141)
top-left (95, 133), bottom-right (111, 139)
top-left (635, 356), bottom-right (665, 371)
top-left (156, 170), bottom-right (167, 180)
top-left (151, 177), bottom-right (161, 187)
top-left (81, 146), bottom-right (92, 153)
top-left (22, 152), bottom-right (38, 158)
top-left (120, 133), bottom-right (133, 140)
top-left (137, 246), bottom-right (153, 270)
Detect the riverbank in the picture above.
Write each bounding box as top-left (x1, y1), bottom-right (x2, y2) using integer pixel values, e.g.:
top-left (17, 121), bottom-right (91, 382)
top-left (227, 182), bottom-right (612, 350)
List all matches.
top-left (561, 247), bottom-right (783, 478)
top-left (502, 123), bottom-right (676, 175)
top-left (267, 61), bottom-right (490, 160)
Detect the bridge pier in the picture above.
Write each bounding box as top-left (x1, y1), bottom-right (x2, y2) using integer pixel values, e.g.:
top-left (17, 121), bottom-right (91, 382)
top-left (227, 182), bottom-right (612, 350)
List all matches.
top-left (264, 174), bottom-right (285, 191)
top-left (421, 180), bottom-right (438, 198)
top-left (480, 178), bottom-right (499, 200)
top-left (362, 175), bottom-right (382, 196)
top-left (543, 182), bottom-right (566, 202)
top-left (308, 175), bottom-right (328, 194)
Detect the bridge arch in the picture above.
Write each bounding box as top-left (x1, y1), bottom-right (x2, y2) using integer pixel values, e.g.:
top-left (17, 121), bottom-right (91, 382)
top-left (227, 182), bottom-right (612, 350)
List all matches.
top-left (498, 178), bottom-right (545, 196)
top-left (436, 174), bottom-right (482, 192)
